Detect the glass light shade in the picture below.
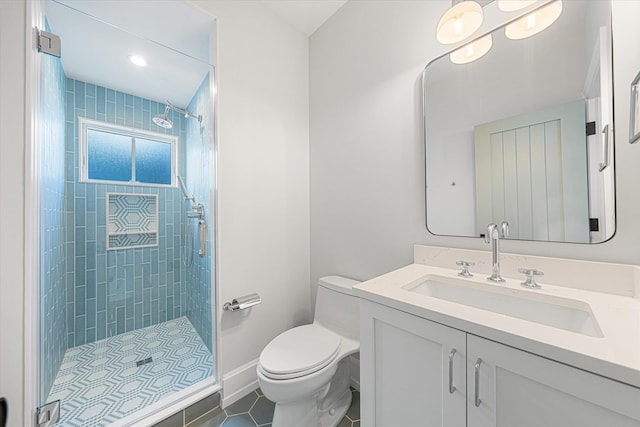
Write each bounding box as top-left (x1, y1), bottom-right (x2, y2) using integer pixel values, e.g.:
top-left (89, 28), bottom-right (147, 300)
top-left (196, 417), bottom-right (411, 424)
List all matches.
top-left (505, 0), bottom-right (563, 40)
top-left (450, 34), bottom-right (493, 64)
top-left (497, 0), bottom-right (536, 12)
top-left (437, 1), bottom-right (484, 45)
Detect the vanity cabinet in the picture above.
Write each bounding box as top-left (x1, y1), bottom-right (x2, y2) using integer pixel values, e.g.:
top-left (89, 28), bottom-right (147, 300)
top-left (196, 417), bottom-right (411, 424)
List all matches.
top-left (360, 299), bottom-right (640, 427)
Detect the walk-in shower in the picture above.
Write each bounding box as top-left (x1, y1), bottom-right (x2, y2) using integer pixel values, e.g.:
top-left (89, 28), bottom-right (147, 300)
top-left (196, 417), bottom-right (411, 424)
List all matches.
top-left (36, 1), bottom-right (217, 425)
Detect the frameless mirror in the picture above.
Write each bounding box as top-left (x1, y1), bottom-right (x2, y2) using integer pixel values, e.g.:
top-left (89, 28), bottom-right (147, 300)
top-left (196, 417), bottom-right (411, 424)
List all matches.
top-left (424, 0), bottom-right (614, 244)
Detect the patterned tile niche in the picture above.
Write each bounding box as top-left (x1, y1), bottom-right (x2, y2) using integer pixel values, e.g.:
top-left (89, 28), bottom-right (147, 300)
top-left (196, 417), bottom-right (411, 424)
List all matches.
top-left (65, 78), bottom-right (189, 347)
top-left (107, 193), bottom-right (159, 250)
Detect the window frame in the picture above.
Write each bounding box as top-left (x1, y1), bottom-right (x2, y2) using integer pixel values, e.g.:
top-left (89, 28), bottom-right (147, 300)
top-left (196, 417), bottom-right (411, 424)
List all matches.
top-left (78, 117), bottom-right (178, 188)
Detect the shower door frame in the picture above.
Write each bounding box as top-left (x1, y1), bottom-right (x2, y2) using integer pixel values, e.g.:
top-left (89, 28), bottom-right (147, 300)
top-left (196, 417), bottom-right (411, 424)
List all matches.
top-left (23, 0), bottom-right (222, 425)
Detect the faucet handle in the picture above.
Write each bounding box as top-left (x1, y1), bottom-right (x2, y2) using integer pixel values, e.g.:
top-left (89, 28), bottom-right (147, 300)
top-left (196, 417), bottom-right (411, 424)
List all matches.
top-left (500, 221), bottom-right (510, 238)
top-left (456, 260), bottom-right (475, 277)
top-left (518, 268), bottom-right (543, 289)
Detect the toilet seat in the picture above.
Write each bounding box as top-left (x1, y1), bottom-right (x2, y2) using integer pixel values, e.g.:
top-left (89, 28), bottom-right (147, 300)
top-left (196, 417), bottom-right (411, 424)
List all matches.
top-left (259, 325), bottom-right (342, 380)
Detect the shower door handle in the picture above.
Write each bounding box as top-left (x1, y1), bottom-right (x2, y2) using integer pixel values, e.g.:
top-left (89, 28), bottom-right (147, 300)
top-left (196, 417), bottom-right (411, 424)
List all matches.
top-left (198, 220), bottom-right (207, 257)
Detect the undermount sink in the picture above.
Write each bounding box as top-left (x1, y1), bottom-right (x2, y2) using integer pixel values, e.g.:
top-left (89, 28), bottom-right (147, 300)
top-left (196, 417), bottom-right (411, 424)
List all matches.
top-left (405, 275), bottom-right (603, 338)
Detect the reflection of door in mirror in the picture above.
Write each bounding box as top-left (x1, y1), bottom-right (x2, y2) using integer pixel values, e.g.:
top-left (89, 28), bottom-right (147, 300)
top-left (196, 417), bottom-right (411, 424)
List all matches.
top-left (584, 26), bottom-right (615, 243)
top-left (474, 101), bottom-right (589, 243)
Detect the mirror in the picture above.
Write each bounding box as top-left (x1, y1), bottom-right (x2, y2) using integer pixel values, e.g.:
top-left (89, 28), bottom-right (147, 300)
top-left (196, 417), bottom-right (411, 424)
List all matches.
top-left (424, 0), bottom-right (614, 244)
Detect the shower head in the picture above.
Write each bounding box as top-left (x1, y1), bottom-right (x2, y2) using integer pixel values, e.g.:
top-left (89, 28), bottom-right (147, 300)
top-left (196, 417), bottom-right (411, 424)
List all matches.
top-left (153, 101), bottom-right (202, 129)
top-left (153, 105), bottom-right (173, 129)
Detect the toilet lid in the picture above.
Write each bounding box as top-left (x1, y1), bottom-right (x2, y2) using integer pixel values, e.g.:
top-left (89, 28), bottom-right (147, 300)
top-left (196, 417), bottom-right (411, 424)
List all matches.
top-left (259, 325), bottom-right (341, 378)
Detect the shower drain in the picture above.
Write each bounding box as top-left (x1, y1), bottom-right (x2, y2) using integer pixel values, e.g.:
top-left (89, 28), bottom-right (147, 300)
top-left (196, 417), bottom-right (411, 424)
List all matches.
top-left (135, 357), bottom-right (153, 367)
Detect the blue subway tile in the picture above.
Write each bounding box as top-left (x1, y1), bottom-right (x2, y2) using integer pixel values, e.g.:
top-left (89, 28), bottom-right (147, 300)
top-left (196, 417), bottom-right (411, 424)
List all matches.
top-left (86, 213), bottom-right (96, 241)
top-left (76, 286), bottom-right (86, 316)
top-left (74, 81), bottom-right (85, 109)
top-left (97, 311), bottom-right (106, 340)
top-left (86, 299), bottom-right (96, 328)
top-left (86, 242), bottom-right (96, 269)
top-left (75, 227), bottom-right (85, 256)
top-left (106, 101), bottom-right (115, 122)
top-left (97, 283), bottom-right (106, 311)
top-left (86, 267), bottom-right (96, 293)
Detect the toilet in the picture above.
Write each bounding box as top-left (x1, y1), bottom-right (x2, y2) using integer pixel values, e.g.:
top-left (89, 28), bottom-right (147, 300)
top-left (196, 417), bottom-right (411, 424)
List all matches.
top-left (257, 276), bottom-right (360, 427)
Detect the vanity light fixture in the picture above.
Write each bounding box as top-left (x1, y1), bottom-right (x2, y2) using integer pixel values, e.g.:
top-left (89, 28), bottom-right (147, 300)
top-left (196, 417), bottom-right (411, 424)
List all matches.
top-left (128, 55), bottom-right (147, 67)
top-left (450, 34), bottom-right (493, 64)
top-left (436, 0), bottom-right (484, 45)
top-left (497, 0), bottom-right (536, 12)
top-left (504, 0), bottom-right (563, 40)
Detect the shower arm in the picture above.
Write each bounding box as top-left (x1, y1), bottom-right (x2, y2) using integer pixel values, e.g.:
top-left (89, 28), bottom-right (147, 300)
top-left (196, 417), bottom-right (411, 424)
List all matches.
top-left (166, 101), bottom-right (202, 123)
top-left (178, 176), bottom-right (196, 202)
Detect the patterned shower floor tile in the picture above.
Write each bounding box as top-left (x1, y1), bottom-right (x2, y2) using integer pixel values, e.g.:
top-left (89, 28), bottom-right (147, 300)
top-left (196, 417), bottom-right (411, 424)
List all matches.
top-left (47, 316), bottom-right (214, 427)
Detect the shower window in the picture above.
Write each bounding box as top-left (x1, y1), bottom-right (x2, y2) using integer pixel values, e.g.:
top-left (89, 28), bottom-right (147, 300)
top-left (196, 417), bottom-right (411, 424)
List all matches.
top-left (79, 117), bottom-right (177, 186)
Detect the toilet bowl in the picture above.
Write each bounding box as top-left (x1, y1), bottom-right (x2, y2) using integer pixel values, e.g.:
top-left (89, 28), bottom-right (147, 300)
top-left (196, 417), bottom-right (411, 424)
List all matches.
top-left (257, 276), bottom-right (360, 427)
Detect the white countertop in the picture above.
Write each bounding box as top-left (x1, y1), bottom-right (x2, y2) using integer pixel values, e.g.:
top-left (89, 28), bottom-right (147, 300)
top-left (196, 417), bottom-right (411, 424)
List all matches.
top-left (353, 262), bottom-right (640, 388)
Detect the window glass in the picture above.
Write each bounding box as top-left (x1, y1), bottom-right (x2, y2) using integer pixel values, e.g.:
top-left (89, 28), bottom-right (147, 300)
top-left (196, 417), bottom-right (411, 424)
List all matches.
top-left (135, 138), bottom-right (172, 185)
top-left (87, 129), bottom-right (132, 182)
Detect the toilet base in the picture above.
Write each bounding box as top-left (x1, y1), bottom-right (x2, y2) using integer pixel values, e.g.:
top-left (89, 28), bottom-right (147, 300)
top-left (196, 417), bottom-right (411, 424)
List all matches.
top-left (269, 359), bottom-right (353, 427)
top-left (271, 386), bottom-right (352, 427)
top-left (318, 385), bottom-right (352, 427)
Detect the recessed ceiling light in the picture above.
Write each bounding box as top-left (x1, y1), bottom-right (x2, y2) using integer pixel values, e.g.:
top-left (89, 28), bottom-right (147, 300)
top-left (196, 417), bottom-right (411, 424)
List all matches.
top-left (128, 55), bottom-right (147, 67)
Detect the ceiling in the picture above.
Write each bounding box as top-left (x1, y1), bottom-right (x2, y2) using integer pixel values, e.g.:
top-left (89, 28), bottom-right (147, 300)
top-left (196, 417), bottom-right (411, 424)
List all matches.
top-left (43, 0), bottom-right (345, 108)
top-left (45, 0), bottom-right (215, 108)
top-left (260, 0), bottom-right (348, 37)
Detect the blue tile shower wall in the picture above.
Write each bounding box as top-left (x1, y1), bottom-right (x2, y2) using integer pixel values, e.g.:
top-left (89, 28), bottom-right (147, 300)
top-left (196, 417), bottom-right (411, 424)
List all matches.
top-left (65, 79), bottom-right (189, 347)
top-left (184, 75), bottom-right (214, 352)
top-left (40, 23), bottom-right (68, 401)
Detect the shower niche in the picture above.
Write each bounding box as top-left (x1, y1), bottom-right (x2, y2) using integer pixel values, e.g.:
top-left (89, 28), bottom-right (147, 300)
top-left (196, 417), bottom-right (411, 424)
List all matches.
top-left (106, 193), bottom-right (159, 250)
top-left (35, 1), bottom-right (217, 425)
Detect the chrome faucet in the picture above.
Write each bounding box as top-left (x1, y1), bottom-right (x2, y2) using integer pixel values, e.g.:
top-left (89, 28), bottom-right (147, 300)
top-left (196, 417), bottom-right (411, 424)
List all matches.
top-left (484, 221), bottom-right (509, 282)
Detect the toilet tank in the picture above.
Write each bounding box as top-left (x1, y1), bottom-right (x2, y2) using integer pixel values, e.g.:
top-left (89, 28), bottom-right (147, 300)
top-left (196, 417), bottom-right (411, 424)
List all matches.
top-left (314, 276), bottom-right (361, 341)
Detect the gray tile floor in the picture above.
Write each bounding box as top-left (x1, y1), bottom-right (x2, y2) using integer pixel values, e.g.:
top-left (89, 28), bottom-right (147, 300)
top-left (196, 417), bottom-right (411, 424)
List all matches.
top-left (187, 388), bottom-right (360, 427)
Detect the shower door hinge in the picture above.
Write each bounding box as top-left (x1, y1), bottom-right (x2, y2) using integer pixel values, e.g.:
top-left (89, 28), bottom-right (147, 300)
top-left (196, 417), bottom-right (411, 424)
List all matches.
top-left (36, 400), bottom-right (60, 427)
top-left (36, 28), bottom-right (61, 58)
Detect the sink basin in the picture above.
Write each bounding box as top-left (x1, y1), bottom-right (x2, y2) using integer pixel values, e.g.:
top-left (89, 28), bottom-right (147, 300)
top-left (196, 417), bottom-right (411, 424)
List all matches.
top-left (405, 276), bottom-right (603, 337)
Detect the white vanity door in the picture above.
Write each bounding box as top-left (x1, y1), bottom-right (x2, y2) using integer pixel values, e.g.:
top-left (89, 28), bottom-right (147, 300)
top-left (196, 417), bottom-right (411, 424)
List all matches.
top-left (360, 300), bottom-right (466, 427)
top-left (467, 334), bottom-right (640, 427)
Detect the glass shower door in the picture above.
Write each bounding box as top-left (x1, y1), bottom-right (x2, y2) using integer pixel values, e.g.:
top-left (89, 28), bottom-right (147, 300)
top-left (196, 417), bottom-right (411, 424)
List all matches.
top-left (37, 1), bottom-right (217, 425)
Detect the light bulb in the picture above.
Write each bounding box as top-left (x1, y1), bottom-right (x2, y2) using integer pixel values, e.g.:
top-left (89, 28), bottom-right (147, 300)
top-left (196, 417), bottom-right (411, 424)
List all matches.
top-left (450, 34), bottom-right (493, 64)
top-left (505, 0), bottom-right (563, 40)
top-left (437, 1), bottom-right (484, 45)
top-left (454, 17), bottom-right (463, 35)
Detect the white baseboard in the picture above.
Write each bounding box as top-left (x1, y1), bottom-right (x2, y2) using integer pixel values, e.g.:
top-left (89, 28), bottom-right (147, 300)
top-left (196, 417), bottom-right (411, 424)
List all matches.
top-left (221, 358), bottom-right (259, 408)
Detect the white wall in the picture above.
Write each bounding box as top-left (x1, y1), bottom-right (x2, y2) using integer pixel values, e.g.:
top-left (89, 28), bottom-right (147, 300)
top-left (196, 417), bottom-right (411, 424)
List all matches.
top-left (310, 0), bottom-right (640, 296)
top-left (190, 0), bottom-right (311, 403)
top-left (0, 2), bottom-right (27, 426)
top-left (0, 0), bottom-right (310, 421)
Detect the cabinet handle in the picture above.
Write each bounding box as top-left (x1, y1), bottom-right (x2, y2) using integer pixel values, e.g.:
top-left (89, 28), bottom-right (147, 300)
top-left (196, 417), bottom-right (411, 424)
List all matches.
top-left (448, 349), bottom-right (456, 394)
top-left (474, 358), bottom-right (482, 407)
